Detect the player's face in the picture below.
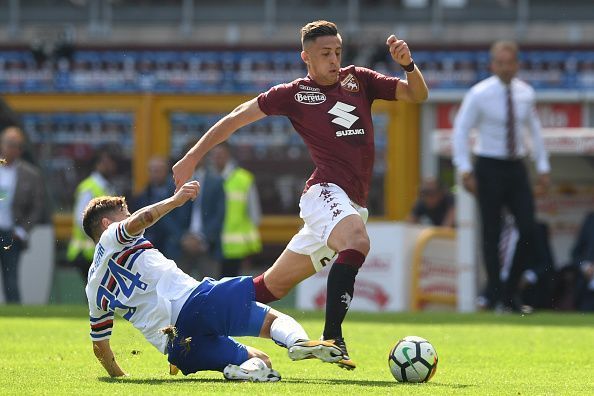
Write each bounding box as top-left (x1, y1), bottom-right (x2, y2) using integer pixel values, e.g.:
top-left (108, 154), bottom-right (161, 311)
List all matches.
top-left (491, 48), bottom-right (518, 84)
top-left (302, 35), bottom-right (342, 85)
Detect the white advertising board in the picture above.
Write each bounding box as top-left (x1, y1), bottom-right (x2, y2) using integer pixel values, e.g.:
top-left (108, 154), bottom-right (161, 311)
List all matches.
top-left (297, 222), bottom-right (427, 312)
top-left (0, 226), bottom-right (55, 304)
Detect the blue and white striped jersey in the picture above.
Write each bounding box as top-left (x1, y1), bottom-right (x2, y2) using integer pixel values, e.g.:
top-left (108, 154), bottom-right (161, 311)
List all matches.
top-left (85, 221), bottom-right (198, 353)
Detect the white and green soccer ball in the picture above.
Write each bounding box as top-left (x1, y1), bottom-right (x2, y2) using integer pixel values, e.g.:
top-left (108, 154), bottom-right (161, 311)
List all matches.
top-left (388, 336), bottom-right (438, 383)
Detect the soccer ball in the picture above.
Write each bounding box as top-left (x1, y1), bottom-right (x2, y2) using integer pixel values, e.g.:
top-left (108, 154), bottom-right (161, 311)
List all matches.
top-left (388, 336), bottom-right (438, 383)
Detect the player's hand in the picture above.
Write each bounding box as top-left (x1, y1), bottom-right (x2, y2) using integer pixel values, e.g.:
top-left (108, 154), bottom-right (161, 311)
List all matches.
top-left (172, 156), bottom-right (197, 192)
top-left (386, 35), bottom-right (412, 66)
top-left (172, 180), bottom-right (200, 206)
top-left (461, 172), bottom-right (477, 195)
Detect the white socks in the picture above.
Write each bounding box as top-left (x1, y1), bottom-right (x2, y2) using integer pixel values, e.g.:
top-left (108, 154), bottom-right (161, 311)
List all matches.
top-left (270, 314), bottom-right (309, 348)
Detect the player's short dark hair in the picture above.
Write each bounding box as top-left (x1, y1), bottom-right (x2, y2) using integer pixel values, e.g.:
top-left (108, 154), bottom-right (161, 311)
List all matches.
top-left (82, 196), bottom-right (128, 242)
top-left (301, 20), bottom-right (339, 48)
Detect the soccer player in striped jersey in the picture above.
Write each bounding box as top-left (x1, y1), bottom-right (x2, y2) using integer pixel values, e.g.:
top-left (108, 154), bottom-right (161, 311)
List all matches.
top-left (84, 180), bottom-right (343, 381)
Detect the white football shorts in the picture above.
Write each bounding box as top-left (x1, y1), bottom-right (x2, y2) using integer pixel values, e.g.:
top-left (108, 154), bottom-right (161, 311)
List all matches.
top-left (287, 183), bottom-right (369, 272)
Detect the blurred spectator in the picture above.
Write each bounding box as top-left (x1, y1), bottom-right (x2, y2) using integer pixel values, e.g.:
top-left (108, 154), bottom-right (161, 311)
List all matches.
top-left (66, 146), bottom-right (119, 282)
top-left (131, 156), bottom-right (188, 261)
top-left (179, 155), bottom-right (226, 279)
top-left (407, 177), bottom-right (455, 227)
top-left (453, 41), bottom-right (550, 312)
top-left (0, 127), bottom-right (45, 303)
top-left (212, 143), bottom-right (262, 278)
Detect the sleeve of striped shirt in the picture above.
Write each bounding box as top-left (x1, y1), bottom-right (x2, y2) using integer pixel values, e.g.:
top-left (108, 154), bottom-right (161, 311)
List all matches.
top-left (89, 311), bottom-right (114, 341)
top-left (113, 222), bottom-right (142, 246)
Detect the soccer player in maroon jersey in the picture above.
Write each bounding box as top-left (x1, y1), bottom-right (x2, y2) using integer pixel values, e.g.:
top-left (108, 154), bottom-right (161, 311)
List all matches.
top-left (173, 20), bottom-right (428, 370)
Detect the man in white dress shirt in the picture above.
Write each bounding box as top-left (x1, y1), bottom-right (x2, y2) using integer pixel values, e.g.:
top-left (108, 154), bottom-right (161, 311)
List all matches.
top-left (452, 40), bottom-right (550, 312)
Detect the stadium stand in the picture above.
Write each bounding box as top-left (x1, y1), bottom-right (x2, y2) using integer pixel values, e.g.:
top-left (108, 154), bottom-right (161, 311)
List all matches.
top-left (1, 47), bottom-right (594, 93)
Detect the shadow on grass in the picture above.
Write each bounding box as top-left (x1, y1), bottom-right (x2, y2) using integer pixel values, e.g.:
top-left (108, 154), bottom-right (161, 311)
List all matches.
top-left (99, 376), bottom-right (473, 389)
top-left (282, 378), bottom-right (474, 389)
top-left (98, 376), bottom-right (227, 384)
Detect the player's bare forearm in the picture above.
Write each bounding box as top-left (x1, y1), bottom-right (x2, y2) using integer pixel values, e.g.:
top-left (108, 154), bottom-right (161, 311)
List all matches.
top-left (386, 35), bottom-right (428, 103)
top-left (125, 198), bottom-right (178, 236)
top-left (185, 99), bottom-right (265, 165)
top-left (173, 98), bottom-right (265, 189)
top-left (125, 181), bottom-right (200, 235)
top-left (93, 340), bottom-right (127, 377)
top-left (401, 67), bottom-right (429, 103)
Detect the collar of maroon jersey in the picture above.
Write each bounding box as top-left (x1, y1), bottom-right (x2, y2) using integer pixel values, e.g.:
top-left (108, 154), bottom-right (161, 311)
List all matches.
top-left (305, 74), bottom-right (341, 92)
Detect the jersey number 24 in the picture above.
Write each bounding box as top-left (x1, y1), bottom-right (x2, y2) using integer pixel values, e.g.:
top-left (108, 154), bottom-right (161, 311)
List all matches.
top-left (96, 259), bottom-right (148, 320)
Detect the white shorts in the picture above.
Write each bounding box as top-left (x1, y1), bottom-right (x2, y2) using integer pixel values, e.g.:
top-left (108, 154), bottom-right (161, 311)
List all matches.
top-left (287, 183), bottom-right (369, 272)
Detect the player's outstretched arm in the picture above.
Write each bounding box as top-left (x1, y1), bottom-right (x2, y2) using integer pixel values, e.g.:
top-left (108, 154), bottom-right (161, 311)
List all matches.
top-left (172, 98), bottom-right (266, 190)
top-left (386, 35), bottom-right (429, 103)
top-left (124, 181), bottom-right (200, 236)
top-left (93, 340), bottom-right (127, 377)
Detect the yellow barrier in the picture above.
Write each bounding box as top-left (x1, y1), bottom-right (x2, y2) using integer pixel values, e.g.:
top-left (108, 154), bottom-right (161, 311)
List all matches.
top-left (410, 227), bottom-right (457, 311)
top-left (53, 213), bottom-right (301, 244)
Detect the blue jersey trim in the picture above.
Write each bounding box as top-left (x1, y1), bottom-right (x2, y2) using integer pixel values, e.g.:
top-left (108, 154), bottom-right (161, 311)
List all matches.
top-left (91, 331), bottom-right (112, 339)
top-left (127, 249), bottom-right (146, 270)
top-left (90, 312), bottom-right (114, 322)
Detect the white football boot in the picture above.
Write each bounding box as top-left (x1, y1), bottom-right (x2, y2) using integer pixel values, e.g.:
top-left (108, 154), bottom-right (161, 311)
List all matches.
top-left (223, 357), bottom-right (281, 382)
top-left (287, 339), bottom-right (344, 363)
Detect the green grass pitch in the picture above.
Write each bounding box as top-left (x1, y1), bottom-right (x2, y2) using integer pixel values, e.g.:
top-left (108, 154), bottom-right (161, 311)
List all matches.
top-left (0, 305), bottom-right (592, 395)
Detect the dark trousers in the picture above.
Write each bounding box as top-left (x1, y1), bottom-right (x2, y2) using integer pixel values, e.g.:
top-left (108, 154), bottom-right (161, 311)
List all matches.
top-left (0, 230), bottom-right (22, 303)
top-left (475, 156), bottom-right (538, 307)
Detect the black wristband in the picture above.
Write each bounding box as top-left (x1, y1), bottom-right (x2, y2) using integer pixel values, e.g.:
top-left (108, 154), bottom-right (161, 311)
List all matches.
top-left (401, 60), bottom-right (415, 73)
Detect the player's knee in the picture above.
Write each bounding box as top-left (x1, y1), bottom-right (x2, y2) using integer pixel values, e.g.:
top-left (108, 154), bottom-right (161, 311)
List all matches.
top-left (348, 229), bottom-right (370, 256)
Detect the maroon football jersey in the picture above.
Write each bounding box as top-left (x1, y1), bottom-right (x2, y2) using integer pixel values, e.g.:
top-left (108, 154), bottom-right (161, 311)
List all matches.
top-left (257, 65), bottom-right (399, 206)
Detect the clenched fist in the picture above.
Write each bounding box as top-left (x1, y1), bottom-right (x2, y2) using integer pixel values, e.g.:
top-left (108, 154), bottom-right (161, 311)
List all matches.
top-left (386, 35), bottom-right (413, 66)
top-left (172, 180), bottom-right (200, 206)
